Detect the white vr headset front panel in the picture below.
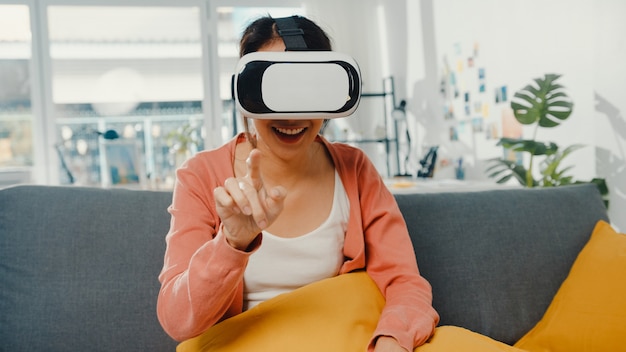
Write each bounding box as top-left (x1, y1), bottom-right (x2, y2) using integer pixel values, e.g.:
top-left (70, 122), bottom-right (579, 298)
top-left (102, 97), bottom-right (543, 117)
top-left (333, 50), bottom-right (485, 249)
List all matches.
top-left (233, 51), bottom-right (362, 119)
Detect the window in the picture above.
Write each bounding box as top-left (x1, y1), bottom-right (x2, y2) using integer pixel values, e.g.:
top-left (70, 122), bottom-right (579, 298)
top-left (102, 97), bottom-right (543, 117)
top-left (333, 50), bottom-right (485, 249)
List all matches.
top-left (0, 1), bottom-right (311, 188)
top-left (0, 4), bottom-right (33, 186)
top-left (48, 4), bottom-right (207, 188)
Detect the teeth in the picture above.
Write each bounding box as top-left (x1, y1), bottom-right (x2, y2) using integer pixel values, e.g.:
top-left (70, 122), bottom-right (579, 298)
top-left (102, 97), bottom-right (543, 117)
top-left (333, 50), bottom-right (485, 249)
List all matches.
top-left (275, 127), bottom-right (305, 135)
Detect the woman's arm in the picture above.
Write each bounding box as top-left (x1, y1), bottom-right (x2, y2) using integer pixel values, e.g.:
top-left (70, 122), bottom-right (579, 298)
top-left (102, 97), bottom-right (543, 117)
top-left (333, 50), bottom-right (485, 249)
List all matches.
top-left (355, 153), bottom-right (439, 351)
top-left (156, 155), bottom-right (255, 341)
top-left (157, 146), bottom-right (285, 342)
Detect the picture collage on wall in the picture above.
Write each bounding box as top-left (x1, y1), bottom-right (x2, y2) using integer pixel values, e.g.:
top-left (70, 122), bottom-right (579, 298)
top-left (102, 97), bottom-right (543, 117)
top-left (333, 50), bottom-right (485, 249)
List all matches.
top-left (439, 41), bottom-right (517, 161)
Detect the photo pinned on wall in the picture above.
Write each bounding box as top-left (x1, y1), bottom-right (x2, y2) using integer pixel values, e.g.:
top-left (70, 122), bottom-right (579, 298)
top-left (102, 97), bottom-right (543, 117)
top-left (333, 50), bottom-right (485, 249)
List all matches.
top-left (449, 72), bottom-right (459, 98)
top-left (444, 103), bottom-right (455, 120)
top-left (455, 120), bottom-right (474, 147)
top-left (449, 126), bottom-right (459, 141)
top-left (439, 74), bottom-right (448, 97)
top-left (478, 68), bottom-right (486, 92)
top-left (481, 103), bottom-right (490, 118)
top-left (441, 56), bottom-right (461, 102)
top-left (501, 107), bottom-right (524, 164)
top-left (464, 92), bottom-right (471, 116)
top-left (495, 85), bottom-right (508, 104)
top-left (472, 117), bottom-right (484, 133)
top-left (501, 107), bottom-right (522, 139)
top-left (449, 71), bottom-right (457, 86)
top-left (485, 122), bottom-right (500, 140)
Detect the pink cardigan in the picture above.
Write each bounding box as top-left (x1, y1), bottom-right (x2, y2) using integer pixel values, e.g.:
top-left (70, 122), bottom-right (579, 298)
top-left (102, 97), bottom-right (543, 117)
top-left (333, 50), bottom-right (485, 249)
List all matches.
top-left (157, 134), bottom-right (439, 351)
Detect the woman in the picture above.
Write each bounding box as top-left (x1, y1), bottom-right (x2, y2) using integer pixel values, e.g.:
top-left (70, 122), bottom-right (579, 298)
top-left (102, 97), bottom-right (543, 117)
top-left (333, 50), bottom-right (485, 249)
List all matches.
top-left (157, 15), bottom-right (438, 352)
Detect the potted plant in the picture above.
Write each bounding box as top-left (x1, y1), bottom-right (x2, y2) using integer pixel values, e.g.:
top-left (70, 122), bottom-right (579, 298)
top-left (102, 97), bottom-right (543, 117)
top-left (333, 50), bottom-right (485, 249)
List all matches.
top-left (486, 73), bottom-right (608, 206)
top-left (166, 123), bottom-right (200, 168)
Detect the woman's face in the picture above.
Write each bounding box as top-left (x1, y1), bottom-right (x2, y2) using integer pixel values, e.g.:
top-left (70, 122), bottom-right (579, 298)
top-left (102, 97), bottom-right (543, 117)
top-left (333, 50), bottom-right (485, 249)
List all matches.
top-left (250, 39), bottom-right (326, 159)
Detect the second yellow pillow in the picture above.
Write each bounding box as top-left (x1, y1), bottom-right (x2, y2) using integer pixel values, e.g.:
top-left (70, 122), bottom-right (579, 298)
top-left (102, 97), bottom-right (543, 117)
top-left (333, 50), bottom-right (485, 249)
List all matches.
top-left (515, 220), bottom-right (626, 352)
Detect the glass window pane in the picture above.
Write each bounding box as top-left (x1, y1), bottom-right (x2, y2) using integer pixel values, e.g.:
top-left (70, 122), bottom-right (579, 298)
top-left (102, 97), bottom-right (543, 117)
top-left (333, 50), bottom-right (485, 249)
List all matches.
top-left (0, 4), bottom-right (33, 187)
top-left (48, 5), bottom-right (205, 188)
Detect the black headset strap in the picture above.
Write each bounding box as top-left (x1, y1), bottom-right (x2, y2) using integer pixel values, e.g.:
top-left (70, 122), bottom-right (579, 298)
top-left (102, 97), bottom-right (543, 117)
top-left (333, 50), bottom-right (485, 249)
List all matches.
top-left (274, 16), bottom-right (308, 51)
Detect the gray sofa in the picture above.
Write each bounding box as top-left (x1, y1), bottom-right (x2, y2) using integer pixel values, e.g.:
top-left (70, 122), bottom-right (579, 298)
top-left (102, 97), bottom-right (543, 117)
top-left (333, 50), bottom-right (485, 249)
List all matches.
top-left (0, 183), bottom-right (609, 351)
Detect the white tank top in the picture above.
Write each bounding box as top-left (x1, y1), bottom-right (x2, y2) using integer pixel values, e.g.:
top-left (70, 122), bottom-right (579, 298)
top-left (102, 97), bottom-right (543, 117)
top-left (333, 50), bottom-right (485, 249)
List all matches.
top-left (243, 171), bottom-right (349, 310)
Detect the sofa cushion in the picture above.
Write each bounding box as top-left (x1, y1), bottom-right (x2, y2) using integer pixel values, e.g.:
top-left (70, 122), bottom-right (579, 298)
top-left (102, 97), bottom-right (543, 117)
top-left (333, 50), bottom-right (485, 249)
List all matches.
top-left (394, 184), bottom-right (609, 345)
top-left (514, 220), bottom-right (626, 351)
top-left (0, 185), bottom-right (178, 352)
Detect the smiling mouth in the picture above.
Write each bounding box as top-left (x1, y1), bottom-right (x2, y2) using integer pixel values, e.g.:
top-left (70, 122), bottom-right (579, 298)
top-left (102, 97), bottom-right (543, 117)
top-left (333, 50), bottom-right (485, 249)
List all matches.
top-left (274, 126), bottom-right (306, 136)
top-left (272, 126), bottom-right (307, 143)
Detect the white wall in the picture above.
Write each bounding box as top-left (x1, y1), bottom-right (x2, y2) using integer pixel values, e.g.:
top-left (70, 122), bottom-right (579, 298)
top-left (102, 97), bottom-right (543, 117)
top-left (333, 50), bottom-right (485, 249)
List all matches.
top-left (400, 0), bottom-right (625, 229)
top-left (592, 0), bottom-right (626, 231)
top-left (432, 0), bottom-right (596, 174)
top-left (303, 0), bottom-right (624, 229)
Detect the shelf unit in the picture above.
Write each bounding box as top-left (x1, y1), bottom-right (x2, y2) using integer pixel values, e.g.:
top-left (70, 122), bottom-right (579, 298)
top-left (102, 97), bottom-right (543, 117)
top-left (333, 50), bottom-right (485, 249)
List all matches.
top-left (329, 76), bottom-right (401, 177)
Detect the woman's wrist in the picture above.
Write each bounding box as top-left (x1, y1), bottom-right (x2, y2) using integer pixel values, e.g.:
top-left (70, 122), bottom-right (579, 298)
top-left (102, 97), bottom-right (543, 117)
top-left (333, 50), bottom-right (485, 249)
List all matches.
top-left (221, 224), bottom-right (261, 252)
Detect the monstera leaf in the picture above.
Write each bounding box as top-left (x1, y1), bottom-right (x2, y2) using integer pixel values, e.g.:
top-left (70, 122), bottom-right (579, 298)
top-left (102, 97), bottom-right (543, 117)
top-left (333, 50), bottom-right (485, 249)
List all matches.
top-left (510, 73), bottom-right (573, 127)
top-left (485, 158), bottom-right (532, 186)
top-left (485, 74), bottom-right (608, 207)
top-left (497, 138), bottom-right (558, 156)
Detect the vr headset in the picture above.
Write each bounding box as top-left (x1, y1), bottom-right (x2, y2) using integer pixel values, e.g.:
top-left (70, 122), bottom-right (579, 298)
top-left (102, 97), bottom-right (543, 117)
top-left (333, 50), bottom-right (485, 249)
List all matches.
top-left (231, 16), bottom-right (362, 120)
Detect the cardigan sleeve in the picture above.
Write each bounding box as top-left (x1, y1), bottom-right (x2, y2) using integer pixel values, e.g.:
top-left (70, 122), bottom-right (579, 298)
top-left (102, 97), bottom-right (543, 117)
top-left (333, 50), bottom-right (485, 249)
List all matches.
top-left (343, 148), bottom-right (439, 351)
top-left (156, 146), bottom-right (260, 341)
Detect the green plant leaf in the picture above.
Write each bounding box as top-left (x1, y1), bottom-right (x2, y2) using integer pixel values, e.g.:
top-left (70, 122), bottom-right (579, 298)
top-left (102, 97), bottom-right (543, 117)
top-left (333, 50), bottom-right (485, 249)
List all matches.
top-left (539, 144), bottom-right (586, 186)
top-left (497, 138), bottom-right (558, 156)
top-left (510, 73), bottom-right (573, 128)
top-left (485, 158), bottom-right (529, 186)
top-left (510, 95), bottom-right (540, 125)
top-left (486, 73), bottom-right (608, 202)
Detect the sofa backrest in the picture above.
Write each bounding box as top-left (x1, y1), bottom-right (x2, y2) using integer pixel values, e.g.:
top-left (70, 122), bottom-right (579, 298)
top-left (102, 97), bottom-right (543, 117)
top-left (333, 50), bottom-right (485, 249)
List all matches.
top-left (0, 185), bottom-right (177, 352)
top-left (0, 183), bottom-right (610, 350)
top-left (394, 183), bottom-right (609, 345)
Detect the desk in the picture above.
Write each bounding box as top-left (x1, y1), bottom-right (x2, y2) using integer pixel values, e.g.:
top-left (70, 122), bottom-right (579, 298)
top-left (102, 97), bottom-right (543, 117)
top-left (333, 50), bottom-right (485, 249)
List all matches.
top-left (385, 178), bottom-right (519, 194)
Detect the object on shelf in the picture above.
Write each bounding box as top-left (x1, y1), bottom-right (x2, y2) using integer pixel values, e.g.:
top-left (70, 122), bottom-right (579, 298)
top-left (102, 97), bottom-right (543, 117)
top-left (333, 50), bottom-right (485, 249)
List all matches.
top-left (417, 146), bottom-right (439, 178)
top-left (455, 157), bottom-right (465, 180)
top-left (392, 99), bottom-right (412, 177)
top-left (55, 128), bottom-right (119, 184)
top-left (329, 76), bottom-right (401, 177)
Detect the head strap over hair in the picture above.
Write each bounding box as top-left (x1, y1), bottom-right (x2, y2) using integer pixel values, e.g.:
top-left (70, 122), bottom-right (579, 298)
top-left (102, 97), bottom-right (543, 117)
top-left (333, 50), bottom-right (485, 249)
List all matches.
top-left (274, 16), bottom-right (308, 51)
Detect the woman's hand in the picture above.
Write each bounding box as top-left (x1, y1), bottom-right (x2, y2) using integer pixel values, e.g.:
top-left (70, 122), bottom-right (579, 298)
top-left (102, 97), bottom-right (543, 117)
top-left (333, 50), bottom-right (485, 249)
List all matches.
top-left (373, 336), bottom-right (408, 352)
top-left (214, 149), bottom-right (286, 250)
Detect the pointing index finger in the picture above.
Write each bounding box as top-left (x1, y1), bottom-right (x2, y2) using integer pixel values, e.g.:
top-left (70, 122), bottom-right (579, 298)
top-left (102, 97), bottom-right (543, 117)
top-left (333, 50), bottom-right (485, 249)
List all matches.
top-left (246, 149), bottom-right (262, 190)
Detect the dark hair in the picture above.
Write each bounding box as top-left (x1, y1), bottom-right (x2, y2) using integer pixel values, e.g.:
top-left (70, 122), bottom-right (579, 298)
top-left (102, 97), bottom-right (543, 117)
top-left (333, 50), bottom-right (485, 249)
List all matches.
top-left (239, 15), bottom-right (332, 57)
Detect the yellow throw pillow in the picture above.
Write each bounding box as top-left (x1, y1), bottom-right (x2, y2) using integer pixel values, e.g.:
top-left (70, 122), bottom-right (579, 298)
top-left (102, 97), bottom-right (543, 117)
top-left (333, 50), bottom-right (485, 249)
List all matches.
top-left (177, 271), bottom-right (385, 352)
top-left (514, 220), bottom-right (626, 352)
